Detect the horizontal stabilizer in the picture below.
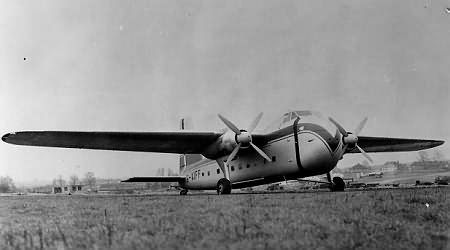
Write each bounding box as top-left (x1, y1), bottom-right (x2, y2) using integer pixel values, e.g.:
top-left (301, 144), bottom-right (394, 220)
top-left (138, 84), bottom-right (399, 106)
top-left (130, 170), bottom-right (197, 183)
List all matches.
top-left (122, 176), bottom-right (186, 182)
top-left (296, 178), bottom-right (330, 184)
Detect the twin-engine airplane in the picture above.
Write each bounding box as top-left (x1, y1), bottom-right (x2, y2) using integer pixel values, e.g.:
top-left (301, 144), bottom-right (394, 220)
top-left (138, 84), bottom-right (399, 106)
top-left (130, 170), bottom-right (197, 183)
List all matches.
top-left (2, 110), bottom-right (444, 195)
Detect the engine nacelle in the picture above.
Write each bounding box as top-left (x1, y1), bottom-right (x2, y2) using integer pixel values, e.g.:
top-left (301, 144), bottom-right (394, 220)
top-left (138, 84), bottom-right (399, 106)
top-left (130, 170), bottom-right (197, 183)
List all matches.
top-left (201, 131), bottom-right (237, 159)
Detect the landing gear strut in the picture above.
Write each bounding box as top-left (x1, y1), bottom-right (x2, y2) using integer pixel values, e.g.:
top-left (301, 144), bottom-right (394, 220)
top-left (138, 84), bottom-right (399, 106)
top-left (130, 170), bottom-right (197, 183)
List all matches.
top-left (217, 178), bottom-right (231, 195)
top-left (180, 189), bottom-right (188, 195)
top-left (327, 172), bottom-right (345, 192)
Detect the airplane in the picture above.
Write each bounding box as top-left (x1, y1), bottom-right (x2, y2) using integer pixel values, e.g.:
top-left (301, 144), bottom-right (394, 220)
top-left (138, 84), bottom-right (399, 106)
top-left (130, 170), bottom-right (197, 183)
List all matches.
top-left (1, 110), bottom-right (445, 195)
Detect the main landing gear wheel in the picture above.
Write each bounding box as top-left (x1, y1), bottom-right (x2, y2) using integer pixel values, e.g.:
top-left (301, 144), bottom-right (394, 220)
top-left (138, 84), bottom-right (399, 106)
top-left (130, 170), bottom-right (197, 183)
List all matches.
top-left (180, 190), bottom-right (188, 195)
top-left (217, 178), bottom-right (231, 195)
top-left (330, 177), bottom-right (345, 192)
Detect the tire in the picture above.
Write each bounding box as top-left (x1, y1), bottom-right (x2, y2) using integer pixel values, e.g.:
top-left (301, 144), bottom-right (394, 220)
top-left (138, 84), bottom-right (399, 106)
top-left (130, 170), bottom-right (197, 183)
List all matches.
top-left (331, 177), bottom-right (345, 191)
top-left (217, 178), bottom-right (232, 195)
top-left (180, 190), bottom-right (188, 195)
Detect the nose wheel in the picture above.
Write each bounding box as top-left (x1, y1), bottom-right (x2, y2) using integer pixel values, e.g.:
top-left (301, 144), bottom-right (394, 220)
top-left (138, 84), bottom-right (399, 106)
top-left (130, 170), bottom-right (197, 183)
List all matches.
top-left (217, 178), bottom-right (231, 195)
top-left (327, 172), bottom-right (345, 191)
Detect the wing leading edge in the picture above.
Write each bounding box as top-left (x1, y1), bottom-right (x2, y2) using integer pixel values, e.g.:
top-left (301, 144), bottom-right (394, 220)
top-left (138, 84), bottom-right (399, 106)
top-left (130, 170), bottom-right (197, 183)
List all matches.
top-left (2, 132), bottom-right (444, 155)
top-left (1, 131), bottom-right (222, 154)
top-left (347, 136), bottom-right (444, 153)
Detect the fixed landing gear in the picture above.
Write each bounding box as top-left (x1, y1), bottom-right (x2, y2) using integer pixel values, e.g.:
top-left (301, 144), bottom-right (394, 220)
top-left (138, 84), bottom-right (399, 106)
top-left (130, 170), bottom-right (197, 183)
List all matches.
top-left (327, 172), bottom-right (345, 192)
top-left (330, 177), bottom-right (345, 191)
top-left (180, 189), bottom-right (188, 195)
top-left (217, 178), bottom-right (232, 195)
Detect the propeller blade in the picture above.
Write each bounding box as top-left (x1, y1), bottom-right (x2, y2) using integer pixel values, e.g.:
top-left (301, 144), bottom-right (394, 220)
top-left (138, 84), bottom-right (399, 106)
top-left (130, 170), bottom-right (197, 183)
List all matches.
top-left (329, 117), bottom-right (348, 137)
top-left (356, 145), bottom-right (374, 163)
top-left (250, 142), bottom-right (272, 162)
top-left (248, 112), bottom-right (263, 133)
top-left (218, 114), bottom-right (241, 135)
top-left (354, 117), bottom-right (368, 136)
top-left (226, 143), bottom-right (241, 165)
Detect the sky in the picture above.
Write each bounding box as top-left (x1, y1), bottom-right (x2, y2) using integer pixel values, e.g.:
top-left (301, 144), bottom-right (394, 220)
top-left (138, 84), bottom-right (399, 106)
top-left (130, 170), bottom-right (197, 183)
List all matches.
top-left (0, 0), bottom-right (449, 185)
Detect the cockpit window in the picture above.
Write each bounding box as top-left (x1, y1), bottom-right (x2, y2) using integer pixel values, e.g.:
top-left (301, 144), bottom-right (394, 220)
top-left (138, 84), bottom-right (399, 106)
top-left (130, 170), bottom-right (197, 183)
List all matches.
top-left (282, 111), bottom-right (311, 124)
top-left (295, 110), bottom-right (312, 117)
top-left (282, 113), bottom-right (290, 123)
top-left (291, 112), bottom-right (299, 120)
top-left (264, 110), bottom-right (329, 132)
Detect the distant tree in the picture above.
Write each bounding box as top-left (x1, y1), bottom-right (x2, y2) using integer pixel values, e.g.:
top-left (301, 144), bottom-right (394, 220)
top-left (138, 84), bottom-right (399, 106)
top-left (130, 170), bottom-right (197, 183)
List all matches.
top-left (56, 175), bottom-right (66, 187)
top-left (156, 168), bottom-right (166, 176)
top-left (0, 176), bottom-right (16, 193)
top-left (83, 172), bottom-right (96, 188)
top-left (361, 160), bottom-right (370, 167)
top-left (167, 168), bottom-right (178, 176)
top-left (69, 175), bottom-right (79, 186)
top-left (417, 151), bottom-right (430, 162)
top-left (432, 150), bottom-right (445, 161)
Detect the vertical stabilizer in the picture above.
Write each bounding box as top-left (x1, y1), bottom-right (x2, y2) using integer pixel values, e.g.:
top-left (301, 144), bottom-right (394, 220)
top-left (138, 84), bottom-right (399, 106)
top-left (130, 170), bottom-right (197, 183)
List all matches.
top-left (179, 117), bottom-right (203, 174)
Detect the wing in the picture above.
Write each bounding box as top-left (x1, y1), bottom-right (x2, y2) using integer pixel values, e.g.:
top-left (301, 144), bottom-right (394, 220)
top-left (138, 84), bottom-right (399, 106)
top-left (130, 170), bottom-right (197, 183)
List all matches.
top-left (347, 136), bottom-right (444, 153)
top-left (122, 176), bottom-right (186, 182)
top-left (2, 131), bottom-right (222, 154)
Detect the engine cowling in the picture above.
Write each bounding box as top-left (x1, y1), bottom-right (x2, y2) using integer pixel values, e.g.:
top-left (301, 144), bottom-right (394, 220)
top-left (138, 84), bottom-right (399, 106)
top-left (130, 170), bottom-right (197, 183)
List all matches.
top-left (201, 131), bottom-right (237, 159)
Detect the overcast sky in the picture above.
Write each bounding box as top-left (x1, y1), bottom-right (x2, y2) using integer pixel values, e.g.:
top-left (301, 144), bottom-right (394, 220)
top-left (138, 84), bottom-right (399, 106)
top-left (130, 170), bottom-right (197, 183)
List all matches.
top-left (1, 0), bottom-right (449, 184)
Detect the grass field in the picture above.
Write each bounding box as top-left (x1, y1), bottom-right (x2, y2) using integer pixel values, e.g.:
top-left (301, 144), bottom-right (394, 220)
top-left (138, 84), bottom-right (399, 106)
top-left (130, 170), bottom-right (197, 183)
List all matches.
top-left (0, 187), bottom-right (448, 250)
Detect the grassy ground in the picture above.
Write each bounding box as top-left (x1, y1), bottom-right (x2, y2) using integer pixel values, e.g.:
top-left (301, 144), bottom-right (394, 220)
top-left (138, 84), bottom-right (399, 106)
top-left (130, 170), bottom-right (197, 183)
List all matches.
top-left (0, 187), bottom-right (448, 250)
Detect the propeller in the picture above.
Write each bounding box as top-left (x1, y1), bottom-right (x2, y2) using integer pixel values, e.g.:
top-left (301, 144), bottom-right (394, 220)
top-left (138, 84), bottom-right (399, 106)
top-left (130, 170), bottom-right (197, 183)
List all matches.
top-left (218, 113), bottom-right (272, 168)
top-left (329, 117), bottom-right (373, 163)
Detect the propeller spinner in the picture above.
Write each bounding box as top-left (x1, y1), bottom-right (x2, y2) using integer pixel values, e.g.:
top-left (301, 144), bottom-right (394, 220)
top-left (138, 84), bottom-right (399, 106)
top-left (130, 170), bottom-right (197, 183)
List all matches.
top-left (329, 117), bottom-right (373, 163)
top-left (218, 113), bottom-right (272, 168)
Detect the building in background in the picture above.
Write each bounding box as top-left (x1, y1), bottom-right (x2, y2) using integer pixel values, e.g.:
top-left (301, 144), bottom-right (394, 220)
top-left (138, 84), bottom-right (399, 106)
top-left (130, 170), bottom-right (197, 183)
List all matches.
top-left (53, 184), bottom-right (83, 194)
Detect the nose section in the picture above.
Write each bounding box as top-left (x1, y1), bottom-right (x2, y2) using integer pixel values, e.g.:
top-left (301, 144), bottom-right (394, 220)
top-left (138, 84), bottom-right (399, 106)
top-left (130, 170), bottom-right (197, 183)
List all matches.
top-left (298, 133), bottom-right (337, 174)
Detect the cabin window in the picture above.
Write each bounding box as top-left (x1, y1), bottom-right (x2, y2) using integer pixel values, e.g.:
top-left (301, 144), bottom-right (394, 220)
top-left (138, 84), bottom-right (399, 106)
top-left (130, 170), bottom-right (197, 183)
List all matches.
top-left (263, 158), bottom-right (266, 164)
top-left (247, 164), bottom-right (250, 168)
top-left (207, 171), bottom-right (210, 176)
top-left (202, 172), bottom-right (204, 176)
top-left (217, 169), bottom-right (220, 174)
top-left (231, 166), bottom-right (235, 171)
top-left (282, 113), bottom-right (290, 123)
top-left (272, 156), bottom-right (276, 162)
top-left (238, 164), bottom-right (242, 170)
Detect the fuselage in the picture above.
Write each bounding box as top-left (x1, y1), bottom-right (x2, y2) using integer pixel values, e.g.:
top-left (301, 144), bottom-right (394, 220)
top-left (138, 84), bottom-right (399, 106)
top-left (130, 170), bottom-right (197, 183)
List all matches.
top-left (179, 111), bottom-right (346, 190)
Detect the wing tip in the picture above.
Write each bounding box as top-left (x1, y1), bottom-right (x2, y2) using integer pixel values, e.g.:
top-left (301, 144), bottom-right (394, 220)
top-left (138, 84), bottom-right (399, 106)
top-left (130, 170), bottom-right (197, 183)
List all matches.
top-left (432, 140), bottom-right (445, 147)
top-left (2, 133), bottom-right (14, 143)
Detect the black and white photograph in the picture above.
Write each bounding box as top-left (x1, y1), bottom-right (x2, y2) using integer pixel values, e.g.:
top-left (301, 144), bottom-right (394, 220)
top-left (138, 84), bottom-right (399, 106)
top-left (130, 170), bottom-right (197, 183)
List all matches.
top-left (0, 1), bottom-right (449, 249)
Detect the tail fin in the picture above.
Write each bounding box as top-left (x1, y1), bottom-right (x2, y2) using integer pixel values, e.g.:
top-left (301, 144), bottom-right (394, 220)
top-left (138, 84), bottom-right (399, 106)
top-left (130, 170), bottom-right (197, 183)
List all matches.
top-left (179, 117), bottom-right (203, 174)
